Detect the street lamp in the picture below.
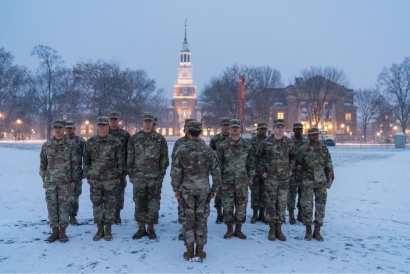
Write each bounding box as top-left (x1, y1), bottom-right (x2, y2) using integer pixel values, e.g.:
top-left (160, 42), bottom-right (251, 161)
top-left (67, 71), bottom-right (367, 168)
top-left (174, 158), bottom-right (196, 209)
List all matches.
top-left (341, 123), bottom-right (345, 144)
top-left (16, 119), bottom-right (22, 141)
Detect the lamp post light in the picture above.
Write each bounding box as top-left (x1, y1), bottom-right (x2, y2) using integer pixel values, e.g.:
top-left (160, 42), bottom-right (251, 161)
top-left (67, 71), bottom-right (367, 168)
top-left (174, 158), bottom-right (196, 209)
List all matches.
top-left (16, 119), bottom-right (22, 141)
top-left (341, 123), bottom-right (345, 144)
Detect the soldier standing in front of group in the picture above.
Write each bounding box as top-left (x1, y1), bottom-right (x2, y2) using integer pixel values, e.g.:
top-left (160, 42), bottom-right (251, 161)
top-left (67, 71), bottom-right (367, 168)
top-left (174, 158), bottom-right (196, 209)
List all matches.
top-left (296, 127), bottom-right (334, 241)
top-left (287, 122), bottom-right (308, 224)
top-left (108, 111), bottom-right (131, 224)
top-left (127, 112), bottom-right (169, 240)
top-left (217, 119), bottom-right (255, 240)
top-left (65, 120), bottom-right (86, 226)
top-left (257, 119), bottom-right (296, 241)
top-left (40, 120), bottom-right (79, 243)
top-left (171, 120), bottom-right (221, 260)
top-left (209, 117), bottom-right (231, 223)
top-left (249, 122), bottom-right (269, 224)
top-left (84, 117), bottom-right (124, 241)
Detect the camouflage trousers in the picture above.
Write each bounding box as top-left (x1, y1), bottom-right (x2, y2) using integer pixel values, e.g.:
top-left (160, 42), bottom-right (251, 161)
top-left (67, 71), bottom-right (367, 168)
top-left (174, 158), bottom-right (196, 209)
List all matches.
top-left (265, 178), bottom-right (289, 224)
top-left (180, 191), bottom-right (210, 246)
top-left (69, 179), bottom-right (83, 216)
top-left (287, 176), bottom-right (302, 211)
top-left (249, 175), bottom-right (266, 209)
top-left (89, 179), bottom-right (118, 224)
top-left (214, 191), bottom-right (222, 210)
top-left (300, 180), bottom-right (327, 227)
top-left (45, 181), bottom-right (71, 228)
top-left (132, 178), bottom-right (160, 224)
top-left (221, 183), bottom-right (248, 225)
top-left (115, 174), bottom-right (127, 210)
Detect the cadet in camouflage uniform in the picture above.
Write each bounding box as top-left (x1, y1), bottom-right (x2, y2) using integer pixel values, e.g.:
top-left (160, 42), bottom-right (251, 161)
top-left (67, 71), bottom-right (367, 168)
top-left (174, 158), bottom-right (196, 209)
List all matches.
top-left (127, 112), bottom-right (169, 240)
top-left (287, 122), bottom-right (308, 224)
top-left (171, 120), bottom-right (221, 260)
top-left (209, 117), bottom-right (231, 223)
top-left (65, 120), bottom-right (86, 226)
top-left (217, 119), bottom-right (255, 240)
top-left (84, 117), bottom-right (124, 241)
top-left (108, 111), bottom-right (131, 224)
top-left (256, 119), bottom-right (296, 241)
top-left (249, 122), bottom-right (269, 224)
top-left (296, 127), bottom-right (334, 241)
top-left (40, 120), bottom-right (79, 243)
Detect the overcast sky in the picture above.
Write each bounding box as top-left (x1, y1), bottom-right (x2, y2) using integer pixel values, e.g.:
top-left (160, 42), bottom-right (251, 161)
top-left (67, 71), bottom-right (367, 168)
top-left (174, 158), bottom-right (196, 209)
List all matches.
top-left (1, 0), bottom-right (409, 98)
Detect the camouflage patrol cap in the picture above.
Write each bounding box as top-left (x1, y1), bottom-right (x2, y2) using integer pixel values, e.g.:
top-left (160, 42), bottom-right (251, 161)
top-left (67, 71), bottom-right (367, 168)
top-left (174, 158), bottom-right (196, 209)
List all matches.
top-left (142, 112), bottom-right (154, 121)
top-left (229, 119), bottom-right (241, 128)
top-left (220, 117), bottom-right (231, 125)
top-left (274, 119), bottom-right (285, 127)
top-left (308, 127), bottom-right (320, 135)
top-left (184, 118), bottom-right (195, 126)
top-left (187, 120), bottom-right (202, 131)
top-left (108, 111), bottom-right (120, 119)
top-left (65, 120), bottom-right (75, 128)
top-left (293, 122), bottom-right (303, 129)
top-left (96, 116), bottom-right (109, 125)
top-left (257, 122), bottom-right (268, 129)
top-left (53, 120), bottom-right (66, 128)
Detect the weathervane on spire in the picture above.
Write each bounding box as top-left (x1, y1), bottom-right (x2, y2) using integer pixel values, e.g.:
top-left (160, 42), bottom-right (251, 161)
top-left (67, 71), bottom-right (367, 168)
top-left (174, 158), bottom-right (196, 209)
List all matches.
top-left (184, 19), bottom-right (187, 42)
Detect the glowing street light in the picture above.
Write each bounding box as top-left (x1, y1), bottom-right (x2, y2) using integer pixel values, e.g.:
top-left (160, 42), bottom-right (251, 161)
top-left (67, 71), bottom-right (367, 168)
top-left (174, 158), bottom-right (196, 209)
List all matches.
top-left (341, 123), bottom-right (345, 144)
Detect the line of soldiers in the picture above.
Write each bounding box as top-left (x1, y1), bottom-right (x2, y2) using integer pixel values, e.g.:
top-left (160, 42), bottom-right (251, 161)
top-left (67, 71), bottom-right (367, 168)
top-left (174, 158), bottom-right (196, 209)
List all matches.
top-left (39, 113), bottom-right (334, 262)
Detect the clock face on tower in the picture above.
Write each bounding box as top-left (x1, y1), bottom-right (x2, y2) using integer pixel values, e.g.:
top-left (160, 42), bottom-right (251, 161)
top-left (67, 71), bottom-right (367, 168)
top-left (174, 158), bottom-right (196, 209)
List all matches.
top-left (182, 71), bottom-right (188, 78)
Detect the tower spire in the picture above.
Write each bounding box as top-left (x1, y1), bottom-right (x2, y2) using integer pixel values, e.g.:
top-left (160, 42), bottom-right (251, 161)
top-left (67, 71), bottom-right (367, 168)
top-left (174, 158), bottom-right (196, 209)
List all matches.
top-left (182, 19), bottom-right (189, 51)
top-left (184, 19), bottom-right (187, 42)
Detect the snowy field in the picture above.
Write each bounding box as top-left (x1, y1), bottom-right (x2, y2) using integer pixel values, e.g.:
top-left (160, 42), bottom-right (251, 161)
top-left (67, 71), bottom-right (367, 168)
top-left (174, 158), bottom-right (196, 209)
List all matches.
top-left (0, 140), bottom-right (409, 273)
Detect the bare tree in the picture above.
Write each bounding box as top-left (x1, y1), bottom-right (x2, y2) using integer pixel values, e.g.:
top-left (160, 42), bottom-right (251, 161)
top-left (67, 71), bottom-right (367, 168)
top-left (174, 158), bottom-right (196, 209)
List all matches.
top-left (296, 66), bottom-right (350, 127)
top-left (355, 88), bottom-right (382, 142)
top-left (378, 57), bottom-right (410, 134)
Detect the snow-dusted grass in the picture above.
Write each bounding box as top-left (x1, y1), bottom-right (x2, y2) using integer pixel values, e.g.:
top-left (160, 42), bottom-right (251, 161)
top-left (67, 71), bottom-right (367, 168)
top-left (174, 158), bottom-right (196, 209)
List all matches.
top-left (0, 141), bottom-right (409, 272)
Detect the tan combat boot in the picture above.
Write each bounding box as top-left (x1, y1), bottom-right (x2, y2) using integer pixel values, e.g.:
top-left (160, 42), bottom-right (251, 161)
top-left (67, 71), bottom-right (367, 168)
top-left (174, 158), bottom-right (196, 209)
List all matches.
top-left (258, 208), bottom-right (267, 224)
top-left (146, 223), bottom-right (157, 239)
top-left (275, 223), bottom-right (287, 241)
top-left (59, 226), bottom-right (68, 243)
top-left (223, 224), bottom-right (234, 239)
top-left (93, 223), bottom-right (104, 241)
top-left (313, 226), bottom-right (324, 242)
top-left (70, 215), bottom-right (78, 226)
top-left (297, 209), bottom-right (303, 223)
top-left (289, 209), bottom-right (296, 225)
top-left (104, 223), bottom-right (113, 241)
top-left (250, 209), bottom-right (258, 224)
top-left (183, 244), bottom-right (194, 260)
top-left (233, 224), bottom-right (247, 239)
top-left (45, 227), bottom-right (59, 243)
top-left (196, 244), bottom-right (206, 259)
top-left (216, 208), bottom-right (223, 224)
top-left (114, 209), bottom-right (121, 224)
top-left (132, 222), bottom-right (146, 239)
top-left (304, 225), bottom-right (313, 241)
top-left (268, 223), bottom-right (276, 241)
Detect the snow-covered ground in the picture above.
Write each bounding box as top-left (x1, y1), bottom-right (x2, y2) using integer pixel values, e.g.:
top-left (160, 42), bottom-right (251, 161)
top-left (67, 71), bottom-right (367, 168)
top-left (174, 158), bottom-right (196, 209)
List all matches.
top-left (0, 141), bottom-right (409, 273)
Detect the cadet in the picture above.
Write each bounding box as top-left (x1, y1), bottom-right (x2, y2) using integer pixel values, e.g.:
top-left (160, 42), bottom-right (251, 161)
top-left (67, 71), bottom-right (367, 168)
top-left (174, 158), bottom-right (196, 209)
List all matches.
top-left (217, 119), bottom-right (255, 240)
top-left (287, 122), bottom-right (308, 224)
top-left (257, 119), bottom-right (296, 241)
top-left (40, 120), bottom-right (79, 243)
top-left (127, 112), bottom-right (169, 240)
top-left (171, 120), bottom-right (221, 260)
top-left (108, 111), bottom-right (131, 224)
top-left (84, 117), bottom-right (124, 241)
top-left (65, 120), bottom-right (86, 226)
top-left (296, 127), bottom-right (334, 241)
top-left (249, 122), bottom-right (269, 224)
top-left (209, 117), bottom-right (231, 223)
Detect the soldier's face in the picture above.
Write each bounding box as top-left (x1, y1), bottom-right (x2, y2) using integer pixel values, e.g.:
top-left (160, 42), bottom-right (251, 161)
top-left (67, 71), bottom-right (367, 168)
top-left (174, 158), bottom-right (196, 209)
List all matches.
top-left (257, 128), bottom-right (267, 137)
top-left (109, 118), bottom-right (119, 128)
top-left (142, 119), bottom-right (153, 132)
top-left (230, 126), bottom-right (241, 136)
top-left (309, 133), bottom-right (319, 143)
top-left (97, 124), bottom-right (109, 137)
top-left (53, 126), bottom-right (65, 139)
top-left (293, 128), bottom-right (303, 137)
top-left (273, 125), bottom-right (285, 137)
top-left (221, 124), bottom-right (230, 135)
top-left (65, 127), bottom-right (75, 137)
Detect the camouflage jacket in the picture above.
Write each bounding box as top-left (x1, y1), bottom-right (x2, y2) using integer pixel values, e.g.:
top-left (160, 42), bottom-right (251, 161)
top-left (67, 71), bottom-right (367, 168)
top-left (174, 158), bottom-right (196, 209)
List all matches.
top-left (256, 135), bottom-right (296, 180)
top-left (127, 130), bottom-right (169, 179)
top-left (290, 135), bottom-right (308, 181)
top-left (66, 134), bottom-right (86, 177)
top-left (83, 134), bottom-right (124, 181)
top-left (217, 137), bottom-right (255, 184)
top-left (296, 142), bottom-right (334, 187)
top-left (209, 132), bottom-right (230, 151)
top-left (109, 128), bottom-right (131, 174)
top-left (171, 139), bottom-right (221, 193)
top-left (172, 135), bottom-right (206, 161)
top-left (249, 135), bottom-right (268, 175)
top-left (39, 136), bottom-right (79, 183)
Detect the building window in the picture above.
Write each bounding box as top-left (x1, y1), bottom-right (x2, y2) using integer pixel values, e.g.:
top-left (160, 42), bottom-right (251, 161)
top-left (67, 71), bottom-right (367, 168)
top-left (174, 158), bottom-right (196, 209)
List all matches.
top-left (188, 55), bottom-right (190, 62)
top-left (345, 113), bottom-right (351, 121)
top-left (168, 111), bottom-right (173, 122)
top-left (277, 112), bottom-right (284, 119)
top-left (196, 111), bottom-right (201, 121)
top-left (161, 128), bottom-right (166, 136)
top-left (168, 128), bottom-right (173, 136)
top-left (180, 55), bottom-right (183, 62)
top-left (182, 101), bottom-right (187, 108)
top-left (182, 88), bottom-right (188, 96)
